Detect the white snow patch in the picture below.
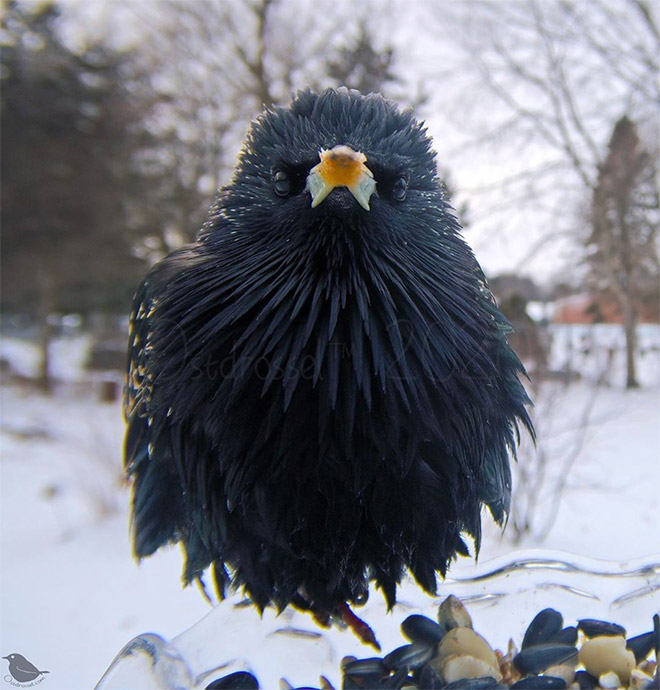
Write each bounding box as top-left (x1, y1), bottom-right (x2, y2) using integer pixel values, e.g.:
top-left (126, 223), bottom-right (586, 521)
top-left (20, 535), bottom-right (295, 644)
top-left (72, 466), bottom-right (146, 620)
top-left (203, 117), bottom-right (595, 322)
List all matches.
top-left (1, 329), bottom-right (658, 689)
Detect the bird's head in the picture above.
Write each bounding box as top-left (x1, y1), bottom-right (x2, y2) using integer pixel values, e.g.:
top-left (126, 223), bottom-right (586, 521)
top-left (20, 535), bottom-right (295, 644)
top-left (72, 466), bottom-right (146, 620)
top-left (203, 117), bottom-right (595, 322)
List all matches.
top-left (217, 88), bottom-right (445, 247)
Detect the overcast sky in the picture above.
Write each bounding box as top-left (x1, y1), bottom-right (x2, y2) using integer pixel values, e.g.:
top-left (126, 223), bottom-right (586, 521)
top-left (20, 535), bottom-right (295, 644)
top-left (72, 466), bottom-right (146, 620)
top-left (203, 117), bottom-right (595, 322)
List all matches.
top-left (52, 0), bottom-right (658, 286)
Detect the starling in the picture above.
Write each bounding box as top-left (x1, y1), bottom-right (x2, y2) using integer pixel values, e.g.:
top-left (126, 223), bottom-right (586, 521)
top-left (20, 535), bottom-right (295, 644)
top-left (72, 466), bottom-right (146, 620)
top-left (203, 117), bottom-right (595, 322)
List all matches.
top-left (124, 88), bottom-right (532, 647)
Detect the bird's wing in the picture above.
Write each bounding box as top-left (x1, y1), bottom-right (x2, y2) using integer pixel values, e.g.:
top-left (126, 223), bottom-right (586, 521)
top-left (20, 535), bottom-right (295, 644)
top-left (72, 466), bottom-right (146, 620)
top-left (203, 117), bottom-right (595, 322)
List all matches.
top-left (124, 245), bottom-right (203, 426)
top-left (123, 245), bottom-right (227, 585)
top-left (124, 244), bottom-right (202, 449)
top-left (473, 271), bottom-right (532, 525)
top-left (124, 277), bottom-right (152, 426)
top-left (123, 258), bottom-right (188, 560)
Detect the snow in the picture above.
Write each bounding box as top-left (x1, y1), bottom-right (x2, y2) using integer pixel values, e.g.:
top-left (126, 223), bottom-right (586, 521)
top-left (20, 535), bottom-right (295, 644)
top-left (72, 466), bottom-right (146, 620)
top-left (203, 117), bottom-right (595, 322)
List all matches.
top-left (1, 328), bottom-right (659, 689)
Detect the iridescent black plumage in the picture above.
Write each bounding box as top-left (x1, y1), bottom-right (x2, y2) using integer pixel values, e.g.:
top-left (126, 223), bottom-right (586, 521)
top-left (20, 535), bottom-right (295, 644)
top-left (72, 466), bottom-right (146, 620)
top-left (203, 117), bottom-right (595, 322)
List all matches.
top-left (124, 88), bottom-right (532, 618)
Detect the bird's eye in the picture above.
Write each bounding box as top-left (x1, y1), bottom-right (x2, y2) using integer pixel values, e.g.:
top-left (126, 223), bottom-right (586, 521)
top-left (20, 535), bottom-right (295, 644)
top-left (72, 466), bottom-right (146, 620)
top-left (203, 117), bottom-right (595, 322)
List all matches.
top-left (272, 170), bottom-right (291, 197)
top-left (392, 176), bottom-right (408, 202)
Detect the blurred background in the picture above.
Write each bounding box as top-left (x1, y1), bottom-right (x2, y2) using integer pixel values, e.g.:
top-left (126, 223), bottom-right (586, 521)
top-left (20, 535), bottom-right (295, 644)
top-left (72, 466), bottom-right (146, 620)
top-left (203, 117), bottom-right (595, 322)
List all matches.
top-left (1, 0), bottom-right (659, 687)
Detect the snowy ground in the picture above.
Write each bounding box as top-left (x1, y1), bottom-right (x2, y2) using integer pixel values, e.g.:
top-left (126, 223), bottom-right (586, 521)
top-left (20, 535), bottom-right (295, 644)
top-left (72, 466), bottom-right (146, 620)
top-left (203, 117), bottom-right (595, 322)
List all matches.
top-left (1, 326), bottom-right (659, 689)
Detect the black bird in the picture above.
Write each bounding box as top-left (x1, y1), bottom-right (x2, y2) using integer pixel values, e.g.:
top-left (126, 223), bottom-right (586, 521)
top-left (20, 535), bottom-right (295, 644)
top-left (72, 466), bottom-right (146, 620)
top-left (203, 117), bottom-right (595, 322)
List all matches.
top-left (2, 654), bottom-right (49, 683)
top-left (124, 88), bottom-right (532, 647)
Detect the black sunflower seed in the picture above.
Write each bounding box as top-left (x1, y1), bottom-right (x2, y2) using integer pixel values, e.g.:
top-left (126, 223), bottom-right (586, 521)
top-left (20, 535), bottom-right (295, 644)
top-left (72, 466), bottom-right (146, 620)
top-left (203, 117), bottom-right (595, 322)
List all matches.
top-left (416, 664), bottom-right (444, 689)
top-left (627, 630), bottom-right (655, 664)
top-left (342, 657), bottom-right (385, 677)
top-left (574, 671), bottom-right (599, 690)
top-left (577, 618), bottom-right (626, 638)
top-left (513, 643), bottom-right (578, 674)
top-left (380, 666), bottom-right (411, 689)
top-left (511, 676), bottom-right (567, 690)
top-left (205, 671), bottom-right (260, 689)
top-left (548, 626), bottom-right (577, 646)
top-left (401, 614), bottom-right (444, 645)
top-left (442, 677), bottom-right (502, 690)
top-left (383, 642), bottom-right (433, 671)
top-left (522, 609), bottom-right (564, 649)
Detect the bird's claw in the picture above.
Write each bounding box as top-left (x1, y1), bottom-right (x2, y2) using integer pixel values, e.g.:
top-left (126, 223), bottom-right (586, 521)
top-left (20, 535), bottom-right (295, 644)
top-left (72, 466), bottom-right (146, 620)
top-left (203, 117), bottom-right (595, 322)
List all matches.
top-left (293, 594), bottom-right (381, 650)
top-left (338, 602), bottom-right (381, 651)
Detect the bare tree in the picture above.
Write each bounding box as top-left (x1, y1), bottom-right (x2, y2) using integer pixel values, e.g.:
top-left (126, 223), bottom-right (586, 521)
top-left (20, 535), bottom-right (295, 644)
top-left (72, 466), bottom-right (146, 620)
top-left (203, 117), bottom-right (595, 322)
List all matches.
top-left (429, 0), bottom-right (659, 384)
top-left (85, 0), bottom-right (406, 259)
top-left (510, 377), bottom-right (599, 543)
top-left (587, 117), bottom-right (659, 388)
top-left (434, 0), bottom-right (659, 190)
top-left (117, 1), bottom-right (243, 253)
top-left (326, 21), bottom-right (398, 96)
top-left (508, 333), bottom-right (625, 543)
top-left (1, 1), bottom-right (147, 389)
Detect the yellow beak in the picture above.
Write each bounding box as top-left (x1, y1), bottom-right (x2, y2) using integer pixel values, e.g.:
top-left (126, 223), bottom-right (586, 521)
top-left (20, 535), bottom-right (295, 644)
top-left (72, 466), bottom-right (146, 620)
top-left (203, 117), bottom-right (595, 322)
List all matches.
top-left (305, 145), bottom-right (377, 210)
